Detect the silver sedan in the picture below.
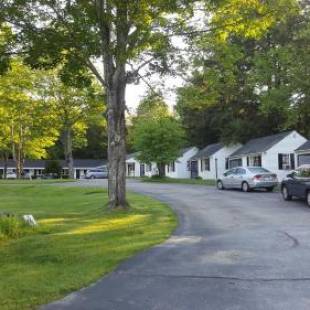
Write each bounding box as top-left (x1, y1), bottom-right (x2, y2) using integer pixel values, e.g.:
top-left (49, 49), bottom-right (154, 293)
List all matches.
top-left (217, 167), bottom-right (278, 192)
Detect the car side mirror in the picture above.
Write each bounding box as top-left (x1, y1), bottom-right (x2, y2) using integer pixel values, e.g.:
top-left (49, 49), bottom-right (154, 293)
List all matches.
top-left (287, 173), bottom-right (295, 179)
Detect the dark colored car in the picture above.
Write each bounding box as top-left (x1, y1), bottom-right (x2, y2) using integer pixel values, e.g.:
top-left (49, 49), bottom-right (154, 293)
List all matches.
top-left (281, 165), bottom-right (310, 207)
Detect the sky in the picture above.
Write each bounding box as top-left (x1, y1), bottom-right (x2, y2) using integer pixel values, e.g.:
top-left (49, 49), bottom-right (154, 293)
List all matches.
top-left (125, 75), bottom-right (184, 113)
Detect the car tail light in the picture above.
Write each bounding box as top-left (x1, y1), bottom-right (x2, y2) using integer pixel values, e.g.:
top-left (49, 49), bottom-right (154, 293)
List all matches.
top-left (253, 174), bottom-right (262, 180)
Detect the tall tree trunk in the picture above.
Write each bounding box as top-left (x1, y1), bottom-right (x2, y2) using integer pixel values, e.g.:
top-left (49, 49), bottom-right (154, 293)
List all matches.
top-left (158, 163), bottom-right (166, 178)
top-left (106, 68), bottom-right (127, 209)
top-left (15, 143), bottom-right (22, 179)
top-left (63, 127), bottom-right (75, 179)
top-left (3, 152), bottom-right (8, 179)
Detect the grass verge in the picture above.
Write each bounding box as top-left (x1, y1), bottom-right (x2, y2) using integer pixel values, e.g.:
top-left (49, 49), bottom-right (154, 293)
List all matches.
top-left (0, 179), bottom-right (76, 185)
top-left (0, 184), bottom-right (176, 310)
top-left (141, 176), bottom-right (216, 186)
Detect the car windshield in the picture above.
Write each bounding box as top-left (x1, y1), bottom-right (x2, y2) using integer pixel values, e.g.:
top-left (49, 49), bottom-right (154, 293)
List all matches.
top-left (248, 167), bottom-right (270, 173)
top-left (295, 168), bottom-right (310, 179)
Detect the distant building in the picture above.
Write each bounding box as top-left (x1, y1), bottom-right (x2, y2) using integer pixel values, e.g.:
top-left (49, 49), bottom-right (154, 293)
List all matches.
top-left (166, 147), bottom-right (199, 179)
top-left (295, 140), bottom-right (310, 166)
top-left (190, 143), bottom-right (241, 180)
top-left (229, 131), bottom-right (307, 180)
top-left (126, 153), bottom-right (157, 177)
top-left (0, 159), bottom-right (107, 179)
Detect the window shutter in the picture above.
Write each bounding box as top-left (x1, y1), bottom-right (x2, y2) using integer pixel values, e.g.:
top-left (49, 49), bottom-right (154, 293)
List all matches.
top-left (258, 156), bottom-right (262, 167)
top-left (246, 157), bottom-right (249, 166)
top-left (200, 160), bottom-right (203, 172)
top-left (290, 154), bottom-right (295, 170)
top-left (278, 154), bottom-right (283, 170)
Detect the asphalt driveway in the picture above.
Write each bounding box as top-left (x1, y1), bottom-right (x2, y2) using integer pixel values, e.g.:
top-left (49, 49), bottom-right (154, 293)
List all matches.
top-left (44, 179), bottom-right (310, 310)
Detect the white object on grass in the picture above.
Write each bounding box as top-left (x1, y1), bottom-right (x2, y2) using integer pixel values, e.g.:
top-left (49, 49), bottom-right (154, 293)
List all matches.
top-left (22, 215), bottom-right (38, 226)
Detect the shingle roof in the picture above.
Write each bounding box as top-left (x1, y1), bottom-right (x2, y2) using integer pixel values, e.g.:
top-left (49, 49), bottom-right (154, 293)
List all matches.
top-left (0, 159), bottom-right (107, 169)
top-left (230, 131), bottom-right (293, 158)
top-left (179, 147), bottom-right (195, 157)
top-left (126, 152), bottom-right (140, 160)
top-left (296, 140), bottom-right (310, 152)
top-left (191, 143), bottom-right (224, 160)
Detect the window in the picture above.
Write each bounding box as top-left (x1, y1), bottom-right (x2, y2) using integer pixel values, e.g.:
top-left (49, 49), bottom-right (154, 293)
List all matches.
top-left (203, 158), bottom-right (210, 171)
top-left (145, 164), bottom-right (152, 172)
top-left (278, 153), bottom-right (295, 170)
top-left (236, 168), bottom-right (246, 175)
top-left (229, 158), bottom-right (242, 168)
top-left (248, 167), bottom-right (270, 174)
top-left (168, 161), bottom-right (175, 172)
top-left (225, 158), bottom-right (229, 170)
top-left (224, 169), bottom-right (236, 177)
top-left (298, 154), bottom-right (310, 166)
top-left (127, 163), bottom-right (135, 176)
top-left (247, 155), bottom-right (262, 167)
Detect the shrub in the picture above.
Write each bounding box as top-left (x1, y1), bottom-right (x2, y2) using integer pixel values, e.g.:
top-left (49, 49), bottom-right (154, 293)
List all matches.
top-left (0, 215), bottom-right (26, 240)
top-left (44, 160), bottom-right (63, 178)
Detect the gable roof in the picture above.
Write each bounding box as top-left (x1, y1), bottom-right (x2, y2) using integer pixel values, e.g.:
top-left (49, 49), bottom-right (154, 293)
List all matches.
top-left (296, 140), bottom-right (310, 152)
top-left (178, 147), bottom-right (196, 157)
top-left (0, 159), bottom-right (106, 169)
top-left (126, 152), bottom-right (140, 160)
top-left (230, 131), bottom-right (293, 158)
top-left (191, 143), bottom-right (224, 160)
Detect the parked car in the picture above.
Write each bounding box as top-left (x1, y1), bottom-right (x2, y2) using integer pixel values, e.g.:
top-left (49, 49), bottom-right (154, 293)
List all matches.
top-left (281, 165), bottom-right (310, 207)
top-left (6, 172), bottom-right (17, 179)
top-left (217, 167), bottom-right (278, 192)
top-left (85, 167), bottom-right (108, 179)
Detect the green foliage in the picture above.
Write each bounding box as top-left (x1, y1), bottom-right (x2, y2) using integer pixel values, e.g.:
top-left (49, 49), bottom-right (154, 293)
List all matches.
top-left (0, 24), bottom-right (13, 74)
top-left (177, 0), bottom-right (310, 146)
top-left (0, 215), bottom-right (29, 240)
top-left (131, 93), bottom-right (185, 166)
top-left (1, 1), bottom-right (195, 82)
top-left (211, 0), bottom-right (299, 41)
top-left (44, 161), bottom-right (63, 178)
top-left (73, 117), bottom-right (108, 159)
top-left (0, 59), bottom-right (59, 160)
top-left (136, 91), bottom-right (169, 118)
top-left (132, 115), bottom-right (185, 165)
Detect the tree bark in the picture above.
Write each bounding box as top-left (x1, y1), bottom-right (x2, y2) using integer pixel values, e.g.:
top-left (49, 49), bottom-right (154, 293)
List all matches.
top-left (158, 163), bottom-right (166, 178)
top-left (63, 127), bottom-right (75, 179)
top-left (3, 152), bottom-right (8, 179)
top-left (106, 68), bottom-right (128, 209)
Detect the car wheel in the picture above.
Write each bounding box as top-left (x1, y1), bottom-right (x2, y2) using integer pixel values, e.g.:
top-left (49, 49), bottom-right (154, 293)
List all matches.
top-left (90, 175), bottom-right (95, 180)
top-left (266, 187), bottom-right (274, 192)
top-left (242, 182), bottom-right (250, 192)
top-left (282, 186), bottom-right (292, 201)
top-left (307, 191), bottom-right (310, 208)
top-left (217, 180), bottom-right (224, 190)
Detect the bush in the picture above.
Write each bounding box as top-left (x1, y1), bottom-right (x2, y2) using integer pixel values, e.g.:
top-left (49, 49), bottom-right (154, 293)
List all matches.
top-left (44, 161), bottom-right (63, 178)
top-left (0, 215), bottom-right (31, 240)
top-left (0, 216), bottom-right (22, 239)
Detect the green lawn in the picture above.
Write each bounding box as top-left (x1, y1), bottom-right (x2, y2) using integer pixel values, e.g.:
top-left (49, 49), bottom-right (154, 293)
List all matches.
top-left (0, 178), bottom-right (76, 184)
top-left (141, 176), bottom-right (216, 186)
top-left (0, 184), bottom-right (177, 310)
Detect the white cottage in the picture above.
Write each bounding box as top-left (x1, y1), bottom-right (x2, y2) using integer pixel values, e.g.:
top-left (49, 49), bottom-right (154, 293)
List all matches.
top-left (0, 159), bottom-right (107, 179)
top-left (165, 147), bottom-right (199, 179)
top-left (190, 143), bottom-right (241, 180)
top-left (295, 140), bottom-right (310, 166)
top-left (229, 131), bottom-right (307, 180)
top-left (126, 152), bottom-right (157, 177)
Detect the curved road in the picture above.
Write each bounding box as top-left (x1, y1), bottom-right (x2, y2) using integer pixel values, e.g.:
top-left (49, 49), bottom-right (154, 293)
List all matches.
top-left (44, 180), bottom-right (310, 310)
